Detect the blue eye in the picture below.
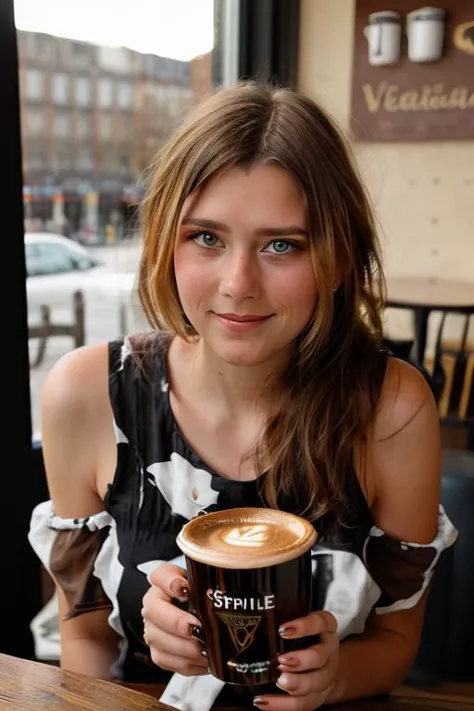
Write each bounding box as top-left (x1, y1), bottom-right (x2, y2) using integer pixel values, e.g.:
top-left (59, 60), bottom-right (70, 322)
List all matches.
top-left (264, 240), bottom-right (296, 254)
top-left (193, 232), bottom-right (222, 248)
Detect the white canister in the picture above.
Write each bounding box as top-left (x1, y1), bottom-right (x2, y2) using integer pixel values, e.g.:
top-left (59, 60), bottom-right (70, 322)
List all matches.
top-left (363, 10), bottom-right (402, 66)
top-left (406, 7), bottom-right (446, 62)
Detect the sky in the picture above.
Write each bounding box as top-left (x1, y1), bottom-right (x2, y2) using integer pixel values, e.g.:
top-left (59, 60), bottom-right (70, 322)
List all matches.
top-left (14, 0), bottom-right (215, 61)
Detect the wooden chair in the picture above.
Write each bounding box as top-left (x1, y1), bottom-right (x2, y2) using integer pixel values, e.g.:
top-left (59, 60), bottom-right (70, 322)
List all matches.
top-left (28, 290), bottom-right (85, 368)
top-left (430, 314), bottom-right (474, 450)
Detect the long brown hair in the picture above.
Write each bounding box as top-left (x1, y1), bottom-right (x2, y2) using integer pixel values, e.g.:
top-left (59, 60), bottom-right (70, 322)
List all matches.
top-left (138, 82), bottom-right (386, 523)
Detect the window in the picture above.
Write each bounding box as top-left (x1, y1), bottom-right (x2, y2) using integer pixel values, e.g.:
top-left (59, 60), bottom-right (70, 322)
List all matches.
top-left (76, 112), bottom-right (91, 139)
top-left (75, 76), bottom-right (91, 107)
top-left (25, 69), bottom-right (44, 101)
top-left (97, 77), bottom-right (113, 107)
top-left (51, 73), bottom-right (70, 105)
top-left (16, 0), bottom-right (229, 438)
top-left (25, 107), bottom-right (45, 135)
top-left (53, 147), bottom-right (71, 171)
top-left (99, 114), bottom-right (112, 140)
top-left (117, 82), bottom-right (132, 109)
top-left (77, 146), bottom-right (93, 171)
top-left (53, 112), bottom-right (70, 138)
top-left (28, 148), bottom-right (46, 170)
top-left (25, 241), bottom-right (94, 276)
top-left (118, 114), bottom-right (132, 141)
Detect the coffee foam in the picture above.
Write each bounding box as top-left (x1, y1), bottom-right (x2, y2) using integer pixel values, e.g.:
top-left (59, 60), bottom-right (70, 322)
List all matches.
top-left (176, 507), bottom-right (317, 569)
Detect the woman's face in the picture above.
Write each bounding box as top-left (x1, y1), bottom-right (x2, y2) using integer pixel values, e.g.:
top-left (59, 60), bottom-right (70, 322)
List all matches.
top-left (174, 163), bottom-right (318, 367)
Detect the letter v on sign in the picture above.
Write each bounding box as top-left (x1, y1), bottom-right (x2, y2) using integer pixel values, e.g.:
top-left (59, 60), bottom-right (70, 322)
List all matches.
top-left (362, 81), bottom-right (388, 113)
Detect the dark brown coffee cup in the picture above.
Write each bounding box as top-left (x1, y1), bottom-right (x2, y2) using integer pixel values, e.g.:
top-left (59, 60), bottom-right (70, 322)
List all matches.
top-left (176, 507), bottom-right (317, 686)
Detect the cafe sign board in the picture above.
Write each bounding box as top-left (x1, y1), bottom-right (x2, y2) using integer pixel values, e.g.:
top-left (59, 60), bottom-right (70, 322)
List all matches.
top-left (350, 1), bottom-right (474, 141)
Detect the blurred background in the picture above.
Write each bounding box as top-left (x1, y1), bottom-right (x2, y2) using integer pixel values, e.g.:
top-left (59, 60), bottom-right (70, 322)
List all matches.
top-left (15, 0), bottom-right (217, 433)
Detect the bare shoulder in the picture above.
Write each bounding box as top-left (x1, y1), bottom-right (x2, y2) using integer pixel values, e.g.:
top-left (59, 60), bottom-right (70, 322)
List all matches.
top-left (42, 342), bottom-right (109, 413)
top-left (368, 357), bottom-right (441, 543)
top-left (41, 343), bottom-right (115, 513)
top-left (373, 356), bottom-right (437, 443)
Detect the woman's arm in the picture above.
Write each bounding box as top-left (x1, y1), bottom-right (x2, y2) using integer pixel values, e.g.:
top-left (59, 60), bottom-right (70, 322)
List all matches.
top-left (328, 358), bottom-right (442, 703)
top-left (40, 343), bottom-right (120, 678)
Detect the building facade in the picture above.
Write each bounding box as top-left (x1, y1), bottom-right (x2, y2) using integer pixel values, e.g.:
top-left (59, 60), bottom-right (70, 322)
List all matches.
top-left (17, 30), bottom-right (212, 242)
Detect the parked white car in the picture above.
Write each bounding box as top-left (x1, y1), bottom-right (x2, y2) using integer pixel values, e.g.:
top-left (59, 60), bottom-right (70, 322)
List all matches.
top-left (25, 232), bottom-right (145, 342)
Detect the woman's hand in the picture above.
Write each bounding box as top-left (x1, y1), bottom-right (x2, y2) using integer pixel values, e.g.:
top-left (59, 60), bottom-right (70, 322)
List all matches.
top-left (141, 562), bottom-right (208, 676)
top-left (253, 611), bottom-right (339, 711)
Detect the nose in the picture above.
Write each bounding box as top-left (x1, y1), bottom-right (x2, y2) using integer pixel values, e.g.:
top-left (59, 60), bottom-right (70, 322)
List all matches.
top-left (219, 250), bottom-right (261, 301)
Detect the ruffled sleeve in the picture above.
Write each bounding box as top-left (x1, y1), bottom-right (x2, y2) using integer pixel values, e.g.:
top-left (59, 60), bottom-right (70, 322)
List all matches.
top-left (364, 505), bottom-right (458, 614)
top-left (28, 500), bottom-right (114, 620)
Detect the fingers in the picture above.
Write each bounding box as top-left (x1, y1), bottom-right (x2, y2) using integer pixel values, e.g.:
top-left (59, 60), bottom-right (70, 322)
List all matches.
top-left (253, 689), bottom-right (329, 710)
top-left (279, 610), bottom-right (338, 640)
top-left (275, 666), bottom-right (335, 697)
top-left (277, 643), bottom-right (329, 674)
top-left (252, 611), bottom-right (339, 709)
top-left (149, 562), bottom-right (189, 601)
top-left (146, 623), bottom-right (207, 669)
top-left (253, 664), bottom-right (335, 709)
top-left (142, 592), bottom-right (200, 639)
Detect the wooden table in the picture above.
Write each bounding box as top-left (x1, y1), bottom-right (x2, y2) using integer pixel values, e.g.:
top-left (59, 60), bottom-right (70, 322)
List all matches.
top-left (1, 653), bottom-right (473, 711)
top-left (385, 277), bottom-right (474, 365)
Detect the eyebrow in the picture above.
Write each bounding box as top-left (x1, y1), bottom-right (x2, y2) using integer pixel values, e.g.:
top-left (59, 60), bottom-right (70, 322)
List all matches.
top-left (181, 217), bottom-right (309, 238)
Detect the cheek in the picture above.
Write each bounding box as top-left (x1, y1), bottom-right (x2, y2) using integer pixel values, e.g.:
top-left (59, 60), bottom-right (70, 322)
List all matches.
top-left (271, 264), bottom-right (318, 315)
top-left (174, 247), bottom-right (213, 305)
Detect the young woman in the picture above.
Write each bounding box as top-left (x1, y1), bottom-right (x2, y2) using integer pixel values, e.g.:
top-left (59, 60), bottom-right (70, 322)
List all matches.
top-left (29, 83), bottom-right (457, 711)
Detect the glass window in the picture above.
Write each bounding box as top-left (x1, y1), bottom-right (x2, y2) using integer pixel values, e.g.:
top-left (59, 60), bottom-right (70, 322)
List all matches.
top-left (53, 147), bottom-right (71, 171)
top-left (28, 148), bottom-right (46, 171)
top-left (25, 107), bottom-right (45, 135)
top-left (51, 72), bottom-right (70, 105)
top-left (117, 82), bottom-right (132, 109)
top-left (76, 112), bottom-right (91, 140)
top-left (77, 146), bottom-right (93, 171)
top-left (97, 77), bottom-right (114, 107)
top-left (75, 76), bottom-right (91, 107)
top-left (25, 68), bottom-right (44, 100)
top-left (16, 0), bottom-right (237, 442)
top-left (53, 112), bottom-right (70, 138)
top-left (99, 114), bottom-right (112, 140)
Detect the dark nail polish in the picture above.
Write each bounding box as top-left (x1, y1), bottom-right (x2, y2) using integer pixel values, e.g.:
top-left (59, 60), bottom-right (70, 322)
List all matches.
top-left (190, 623), bottom-right (203, 638)
top-left (170, 580), bottom-right (189, 601)
top-left (253, 698), bottom-right (268, 708)
top-left (279, 625), bottom-right (295, 637)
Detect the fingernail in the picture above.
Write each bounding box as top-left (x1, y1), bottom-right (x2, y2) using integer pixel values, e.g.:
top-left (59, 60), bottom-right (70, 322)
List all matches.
top-left (253, 698), bottom-right (268, 708)
top-left (201, 649), bottom-right (207, 657)
top-left (187, 621), bottom-right (202, 637)
top-left (170, 579), bottom-right (189, 601)
top-left (278, 656), bottom-right (300, 668)
top-left (277, 673), bottom-right (296, 691)
top-left (279, 625), bottom-right (295, 637)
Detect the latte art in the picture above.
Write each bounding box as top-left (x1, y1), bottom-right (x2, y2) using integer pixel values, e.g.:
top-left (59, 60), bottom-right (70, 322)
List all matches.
top-left (224, 524), bottom-right (271, 547)
top-left (177, 507), bottom-right (316, 569)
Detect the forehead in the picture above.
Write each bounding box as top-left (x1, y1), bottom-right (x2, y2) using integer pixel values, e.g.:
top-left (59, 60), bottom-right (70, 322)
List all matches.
top-left (181, 163), bottom-right (306, 225)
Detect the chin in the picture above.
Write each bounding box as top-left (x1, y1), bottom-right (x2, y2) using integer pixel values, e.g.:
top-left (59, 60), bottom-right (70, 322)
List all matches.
top-left (209, 338), bottom-right (280, 368)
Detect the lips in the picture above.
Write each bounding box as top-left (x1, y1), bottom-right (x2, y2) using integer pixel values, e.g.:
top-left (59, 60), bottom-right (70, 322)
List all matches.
top-left (216, 313), bottom-right (271, 322)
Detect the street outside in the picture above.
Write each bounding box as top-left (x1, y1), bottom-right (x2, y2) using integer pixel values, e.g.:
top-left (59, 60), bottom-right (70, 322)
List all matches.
top-left (29, 239), bottom-right (144, 436)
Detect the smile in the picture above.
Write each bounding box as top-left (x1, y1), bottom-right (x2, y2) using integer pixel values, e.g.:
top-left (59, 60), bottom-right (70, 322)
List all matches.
top-left (213, 312), bottom-right (273, 332)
